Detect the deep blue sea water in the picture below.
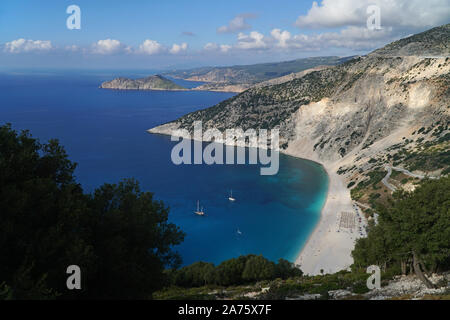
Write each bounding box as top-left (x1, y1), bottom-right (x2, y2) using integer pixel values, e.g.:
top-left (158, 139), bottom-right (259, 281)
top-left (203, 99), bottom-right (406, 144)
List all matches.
top-left (0, 71), bottom-right (328, 266)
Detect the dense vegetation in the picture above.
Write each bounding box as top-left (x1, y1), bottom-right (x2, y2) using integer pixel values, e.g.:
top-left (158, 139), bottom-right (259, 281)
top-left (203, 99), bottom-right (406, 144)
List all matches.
top-left (0, 124), bottom-right (185, 299)
top-left (352, 176), bottom-right (450, 288)
top-left (165, 255), bottom-right (302, 288)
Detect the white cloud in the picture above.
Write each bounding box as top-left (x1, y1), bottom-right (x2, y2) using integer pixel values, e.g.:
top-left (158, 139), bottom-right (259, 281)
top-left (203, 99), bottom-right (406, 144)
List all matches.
top-left (92, 39), bottom-right (122, 54)
top-left (296, 0), bottom-right (450, 29)
top-left (204, 42), bottom-right (219, 51)
top-left (137, 39), bottom-right (164, 55)
top-left (217, 13), bottom-right (256, 34)
top-left (266, 26), bottom-right (397, 52)
top-left (203, 42), bottom-right (232, 53)
top-left (204, 25), bottom-right (394, 54)
top-left (169, 42), bottom-right (188, 54)
top-left (236, 31), bottom-right (267, 50)
top-left (220, 44), bottom-right (232, 53)
top-left (4, 39), bottom-right (52, 53)
top-left (271, 29), bottom-right (292, 48)
top-left (318, 26), bottom-right (395, 50)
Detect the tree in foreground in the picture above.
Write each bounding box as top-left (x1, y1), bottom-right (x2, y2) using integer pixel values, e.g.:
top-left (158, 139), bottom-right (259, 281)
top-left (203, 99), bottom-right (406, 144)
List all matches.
top-left (353, 176), bottom-right (450, 288)
top-left (242, 255), bottom-right (276, 282)
top-left (0, 124), bottom-right (185, 299)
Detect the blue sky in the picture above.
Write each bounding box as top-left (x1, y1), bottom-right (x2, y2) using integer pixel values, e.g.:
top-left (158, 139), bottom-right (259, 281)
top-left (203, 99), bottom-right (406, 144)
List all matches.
top-left (1, 1), bottom-right (308, 46)
top-left (0, 0), bottom-right (448, 70)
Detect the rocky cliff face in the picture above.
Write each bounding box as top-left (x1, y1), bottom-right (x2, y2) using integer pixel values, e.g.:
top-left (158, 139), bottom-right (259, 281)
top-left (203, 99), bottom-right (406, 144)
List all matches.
top-left (150, 24), bottom-right (450, 181)
top-left (100, 75), bottom-right (186, 91)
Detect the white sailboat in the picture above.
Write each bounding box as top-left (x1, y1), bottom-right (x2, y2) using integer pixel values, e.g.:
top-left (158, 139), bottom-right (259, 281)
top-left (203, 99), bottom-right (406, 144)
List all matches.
top-left (228, 189), bottom-right (236, 202)
top-left (194, 200), bottom-right (205, 216)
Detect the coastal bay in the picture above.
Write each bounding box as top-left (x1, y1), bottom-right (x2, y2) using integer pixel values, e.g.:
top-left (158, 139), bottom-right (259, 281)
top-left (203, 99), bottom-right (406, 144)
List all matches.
top-left (150, 122), bottom-right (357, 274)
top-left (0, 71), bottom-right (328, 267)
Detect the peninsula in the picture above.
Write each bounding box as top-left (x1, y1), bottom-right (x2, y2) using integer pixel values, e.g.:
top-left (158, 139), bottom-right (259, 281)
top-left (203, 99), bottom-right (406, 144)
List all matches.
top-left (100, 74), bottom-right (187, 91)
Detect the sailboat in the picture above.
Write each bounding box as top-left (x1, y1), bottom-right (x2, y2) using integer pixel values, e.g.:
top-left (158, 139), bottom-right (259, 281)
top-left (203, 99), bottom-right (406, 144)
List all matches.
top-left (194, 200), bottom-right (205, 216)
top-left (228, 189), bottom-right (236, 202)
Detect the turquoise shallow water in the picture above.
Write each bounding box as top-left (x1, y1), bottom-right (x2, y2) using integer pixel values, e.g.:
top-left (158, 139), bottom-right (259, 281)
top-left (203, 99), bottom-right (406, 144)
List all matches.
top-left (0, 71), bottom-right (328, 266)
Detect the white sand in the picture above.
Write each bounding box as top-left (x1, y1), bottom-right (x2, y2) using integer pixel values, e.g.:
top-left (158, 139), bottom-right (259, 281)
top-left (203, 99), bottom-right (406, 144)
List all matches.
top-left (283, 137), bottom-right (360, 276)
top-left (294, 168), bottom-right (359, 275)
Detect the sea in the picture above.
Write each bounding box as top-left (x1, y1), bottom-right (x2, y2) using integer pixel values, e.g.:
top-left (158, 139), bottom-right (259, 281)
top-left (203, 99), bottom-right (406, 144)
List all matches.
top-left (0, 70), bottom-right (328, 266)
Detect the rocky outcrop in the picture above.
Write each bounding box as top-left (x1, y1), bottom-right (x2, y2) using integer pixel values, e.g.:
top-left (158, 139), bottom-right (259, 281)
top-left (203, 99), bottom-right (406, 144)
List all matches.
top-left (288, 273), bottom-right (450, 300)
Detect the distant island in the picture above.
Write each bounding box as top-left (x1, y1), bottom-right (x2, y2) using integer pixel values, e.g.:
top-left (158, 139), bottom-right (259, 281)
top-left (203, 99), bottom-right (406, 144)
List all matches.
top-left (100, 74), bottom-right (187, 91)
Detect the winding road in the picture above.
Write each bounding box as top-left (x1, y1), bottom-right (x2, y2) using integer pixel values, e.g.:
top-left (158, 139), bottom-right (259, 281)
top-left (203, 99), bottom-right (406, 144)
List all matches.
top-left (382, 165), bottom-right (438, 191)
top-left (382, 166), bottom-right (397, 192)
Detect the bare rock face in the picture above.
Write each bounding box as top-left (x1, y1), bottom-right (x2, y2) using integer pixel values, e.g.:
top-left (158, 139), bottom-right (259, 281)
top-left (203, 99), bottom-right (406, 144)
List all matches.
top-left (149, 24), bottom-right (450, 181)
top-left (364, 274), bottom-right (450, 300)
top-left (100, 75), bottom-right (187, 91)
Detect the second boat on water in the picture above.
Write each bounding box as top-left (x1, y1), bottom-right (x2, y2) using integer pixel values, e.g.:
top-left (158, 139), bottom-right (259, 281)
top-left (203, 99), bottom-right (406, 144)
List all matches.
top-left (229, 190), bottom-right (236, 202)
top-left (194, 200), bottom-right (205, 216)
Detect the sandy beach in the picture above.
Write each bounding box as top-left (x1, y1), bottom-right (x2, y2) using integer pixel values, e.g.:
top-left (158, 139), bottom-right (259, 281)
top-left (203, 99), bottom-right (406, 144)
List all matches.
top-left (294, 168), bottom-right (359, 275)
